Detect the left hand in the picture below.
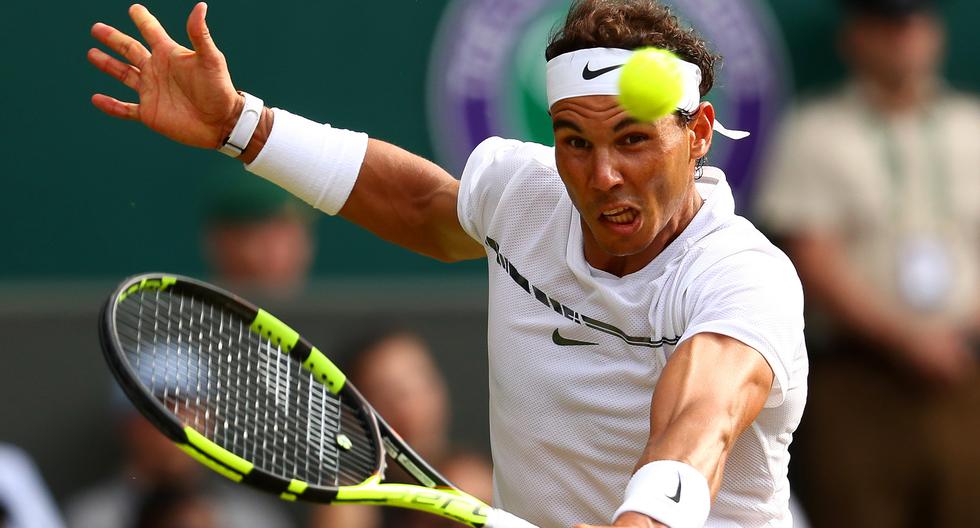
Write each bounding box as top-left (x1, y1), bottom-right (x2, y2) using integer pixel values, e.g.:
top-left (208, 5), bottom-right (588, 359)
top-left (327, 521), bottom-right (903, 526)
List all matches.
top-left (575, 512), bottom-right (666, 528)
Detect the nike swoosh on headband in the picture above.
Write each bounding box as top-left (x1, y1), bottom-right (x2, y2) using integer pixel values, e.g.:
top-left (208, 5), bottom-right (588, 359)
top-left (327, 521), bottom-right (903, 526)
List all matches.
top-left (549, 48), bottom-right (751, 139)
top-left (582, 62), bottom-right (624, 80)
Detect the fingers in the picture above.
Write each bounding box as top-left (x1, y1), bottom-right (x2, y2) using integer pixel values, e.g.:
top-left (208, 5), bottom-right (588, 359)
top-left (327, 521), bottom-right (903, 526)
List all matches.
top-left (91, 22), bottom-right (150, 68)
top-left (87, 48), bottom-right (141, 91)
top-left (91, 94), bottom-right (140, 121)
top-left (129, 4), bottom-right (174, 49)
top-left (186, 2), bottom-right (220, 58)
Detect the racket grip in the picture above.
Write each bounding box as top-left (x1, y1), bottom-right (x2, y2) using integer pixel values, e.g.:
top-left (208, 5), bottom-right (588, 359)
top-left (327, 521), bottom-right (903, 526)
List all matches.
top-left (485, 508), bottom-right (540, 528)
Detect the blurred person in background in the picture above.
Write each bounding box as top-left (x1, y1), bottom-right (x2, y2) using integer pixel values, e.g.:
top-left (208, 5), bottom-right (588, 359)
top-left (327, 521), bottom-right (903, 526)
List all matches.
top-left (0, 444), bottom-right (64, 528)
top-left (65, 173), bottom-right (308, 528)
top-left (311, 330), bottom-right (493, 528)
top-left (755, 0), bottom-right (980, 525)
top-left (132, 483), bottom-right (218, 528)
top-left (202, 169), bottom-right (316, 297)
top-left (64, 388), bottom-right (291, 528)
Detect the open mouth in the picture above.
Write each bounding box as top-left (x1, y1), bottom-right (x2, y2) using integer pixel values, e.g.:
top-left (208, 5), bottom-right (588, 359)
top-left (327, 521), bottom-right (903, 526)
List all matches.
top-left (601, 206), bottom-right (639, 225)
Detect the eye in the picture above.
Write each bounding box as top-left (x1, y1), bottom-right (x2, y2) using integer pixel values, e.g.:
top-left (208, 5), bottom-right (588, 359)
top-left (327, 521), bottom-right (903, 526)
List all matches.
top-left (621, 133), bottom-right (648, 146)
top-left (566, 137), bottom-right (591, 149)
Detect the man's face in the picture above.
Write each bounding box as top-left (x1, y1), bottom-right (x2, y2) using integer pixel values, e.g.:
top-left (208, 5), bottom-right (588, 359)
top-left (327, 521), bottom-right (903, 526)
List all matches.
top-left (352, 335), bottom-right (449, 460)
top-left (845, 12), bottom-right (944, 86)
top-left (552, 95), bottom-right (710, 272)
top-left (205, 213), bottom-right (313, 293)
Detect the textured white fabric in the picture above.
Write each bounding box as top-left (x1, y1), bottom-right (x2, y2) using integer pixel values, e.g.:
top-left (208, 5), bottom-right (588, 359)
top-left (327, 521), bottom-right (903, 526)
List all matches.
top-left (245, 108), bottom-right (368, 215)
top-left (545, 48), bottom-right (749, 140)
top-left (614, 460), bottom-right (710, 528)
top-left (458, 137), bottom-right (807, 528)
top-left (486, 508), bottom-right (544, 528)
top-left (546, 48), bottom-right (702, 112)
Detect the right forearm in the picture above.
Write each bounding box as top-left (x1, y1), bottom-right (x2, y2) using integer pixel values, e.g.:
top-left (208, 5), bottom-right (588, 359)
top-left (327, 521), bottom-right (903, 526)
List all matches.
top-left (240, 108), bottom-right (483, 263)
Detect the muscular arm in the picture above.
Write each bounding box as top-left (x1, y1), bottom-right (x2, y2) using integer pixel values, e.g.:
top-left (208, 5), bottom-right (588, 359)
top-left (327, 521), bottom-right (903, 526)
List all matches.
top-left (577, 332), bottom-right (773, 528)
top-left (640, 333), bottom-right (773, 494)
top-left (238, 110), bottom-right (483, 262)
top-left (89, 4), bottom-right (484, 264)
top-left (339, 140), bottom-right (485, 262)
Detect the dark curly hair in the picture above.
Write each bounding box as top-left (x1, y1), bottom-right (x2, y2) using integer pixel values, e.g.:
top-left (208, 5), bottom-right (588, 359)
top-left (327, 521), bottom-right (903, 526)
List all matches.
top-left (546, 0), bottom-right (720, 98)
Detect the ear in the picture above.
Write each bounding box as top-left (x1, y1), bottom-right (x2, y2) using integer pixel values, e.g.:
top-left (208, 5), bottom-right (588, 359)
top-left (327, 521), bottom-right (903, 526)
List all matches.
top-left (689, 102), bottom-right (714, 162)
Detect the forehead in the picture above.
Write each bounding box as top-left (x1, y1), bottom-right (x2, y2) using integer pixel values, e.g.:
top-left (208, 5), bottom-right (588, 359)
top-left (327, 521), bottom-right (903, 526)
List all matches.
top-left (550, 95), bottom-right (624, 121)
top-left (848, 11), bottom-right (939, 31)
top-left (550, 95), bottom-right (681, 136)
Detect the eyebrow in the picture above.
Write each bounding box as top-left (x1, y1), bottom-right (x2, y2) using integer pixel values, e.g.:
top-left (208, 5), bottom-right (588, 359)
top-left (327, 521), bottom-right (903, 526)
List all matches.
top-left (613, 117), bottom-right (641, 132)
top-left (552, 119), bottom-right (583, 133)
top-left (552, 117), bottom-right (644, 134)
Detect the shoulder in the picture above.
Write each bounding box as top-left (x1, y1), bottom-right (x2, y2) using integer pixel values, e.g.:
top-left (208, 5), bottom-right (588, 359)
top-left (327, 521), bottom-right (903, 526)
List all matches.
top-left (939, 88), bottom-right (980, 112)
top-left (937, 89), bottom-right (980, 131)
top-left (672, 216), bottom-right (805, 330)
top-left (773, 87), bottom-right (864, 147)
top-left (459, 136), bottom-right (558, 205)
top-left (463, 137), bottom-right (556, 179)
top-left (690, 216), bottom-right (799, 283)
top-left (675, 222), bottom-right (806, 406)
top-left (457, 137), bottom-right (560, 242)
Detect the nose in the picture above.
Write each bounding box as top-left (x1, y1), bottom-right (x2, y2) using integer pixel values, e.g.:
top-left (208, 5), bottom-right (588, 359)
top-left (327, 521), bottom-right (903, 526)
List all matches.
top-left (589, 147), bottom-right (624, 192)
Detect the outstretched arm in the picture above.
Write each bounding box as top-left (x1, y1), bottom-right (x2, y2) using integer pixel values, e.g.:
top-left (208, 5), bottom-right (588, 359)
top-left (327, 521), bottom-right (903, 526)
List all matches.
top-left (575, 333), bottom-right (774, 528)
top-left (89, 4), bottom-right (484, 263)
top-left (89, 4), bottom-right (240, 148)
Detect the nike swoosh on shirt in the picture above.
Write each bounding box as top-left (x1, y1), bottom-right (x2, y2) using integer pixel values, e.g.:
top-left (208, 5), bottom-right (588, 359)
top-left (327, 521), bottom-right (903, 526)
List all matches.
top-left (582, 62), bottom-right (624, 80)
top-left (552, 329), bottom-right (598, 347)
top-left (667, 473), bottom-right (682, 503)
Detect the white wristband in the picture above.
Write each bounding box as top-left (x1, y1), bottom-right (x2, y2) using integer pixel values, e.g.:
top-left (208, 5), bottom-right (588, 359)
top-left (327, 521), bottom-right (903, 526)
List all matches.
top-left (245, 108), bottom-right (369, 216)
top-left (219, 92), bottom-right (264, 157)
top-left (613, 461), bottom-right (711, 528)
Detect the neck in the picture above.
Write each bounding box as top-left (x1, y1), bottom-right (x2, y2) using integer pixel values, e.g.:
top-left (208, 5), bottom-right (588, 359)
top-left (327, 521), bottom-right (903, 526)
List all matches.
top-left (585, 186), bottom-right (704, 277)
top-left (858, 74), bottom-right (936, 115)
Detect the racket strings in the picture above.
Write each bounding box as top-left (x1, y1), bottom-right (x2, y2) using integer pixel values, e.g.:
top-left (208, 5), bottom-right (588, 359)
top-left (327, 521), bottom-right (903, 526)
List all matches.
top-left (115, 289), bottom-right (379, 487)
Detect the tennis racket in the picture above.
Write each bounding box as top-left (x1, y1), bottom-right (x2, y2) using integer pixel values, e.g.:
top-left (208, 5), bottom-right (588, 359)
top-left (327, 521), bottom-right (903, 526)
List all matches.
top-left (99, 273), bottom-right (537, 528)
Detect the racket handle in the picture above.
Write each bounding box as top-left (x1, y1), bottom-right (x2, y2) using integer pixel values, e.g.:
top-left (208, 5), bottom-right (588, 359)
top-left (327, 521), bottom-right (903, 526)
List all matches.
top-left (485, 508), bottom-right (540, 528)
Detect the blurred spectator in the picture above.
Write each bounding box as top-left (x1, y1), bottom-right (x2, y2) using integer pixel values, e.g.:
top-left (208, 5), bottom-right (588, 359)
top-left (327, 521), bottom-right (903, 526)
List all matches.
top-left (201, 168), bottom-right (316, 297)
top-left (310, 330), bottom-right (493, 528)
top-left (66, 168), bottom-right (308, 528)
top-left (133, 483), bottom-right (217, 528)
top-left (755, 0), bottom-right (980, 525)
top-left (64, 390), bottom-right (291, 528)
top-left (0, 444), bottom-right (64, 528)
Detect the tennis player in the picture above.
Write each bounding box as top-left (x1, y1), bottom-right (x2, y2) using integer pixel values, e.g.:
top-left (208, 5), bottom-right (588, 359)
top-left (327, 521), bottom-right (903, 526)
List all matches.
top-left (88, 1), bottom-right (807, 526)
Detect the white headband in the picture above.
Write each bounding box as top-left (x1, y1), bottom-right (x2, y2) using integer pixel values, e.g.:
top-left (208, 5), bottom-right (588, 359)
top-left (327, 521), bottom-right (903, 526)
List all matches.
top-left (545, 47), bottom-right (749, 140)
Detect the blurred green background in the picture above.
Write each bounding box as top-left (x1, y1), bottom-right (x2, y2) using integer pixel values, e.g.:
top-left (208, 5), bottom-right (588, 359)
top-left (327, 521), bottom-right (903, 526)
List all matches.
top-left (2, 0), bottom-right (978, 280)
top-left (1, 0), bottom-right (979, 515)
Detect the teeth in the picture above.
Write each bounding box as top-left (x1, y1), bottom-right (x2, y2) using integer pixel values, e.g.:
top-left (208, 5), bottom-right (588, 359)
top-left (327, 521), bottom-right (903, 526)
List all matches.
top-left (603, 208), bottom-right (637, 225)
